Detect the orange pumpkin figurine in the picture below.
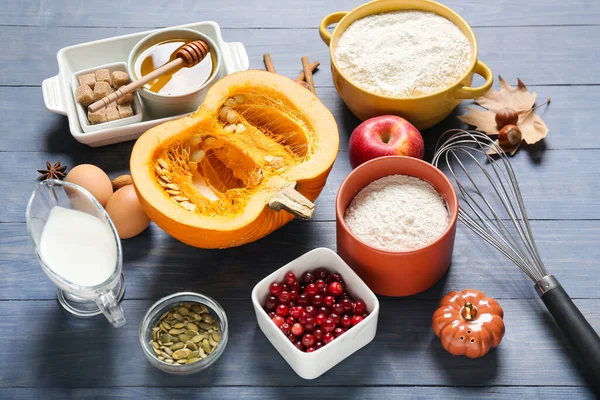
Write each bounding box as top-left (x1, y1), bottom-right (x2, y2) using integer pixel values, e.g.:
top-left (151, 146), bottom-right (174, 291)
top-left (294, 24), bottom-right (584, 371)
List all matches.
top-left (432, 289), bottom-right (505, 358)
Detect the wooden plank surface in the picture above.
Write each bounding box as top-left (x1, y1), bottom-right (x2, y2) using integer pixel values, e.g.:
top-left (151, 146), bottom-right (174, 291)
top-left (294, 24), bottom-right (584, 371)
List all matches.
top-left (2, 387), bottom-right (597, 400)
top-left (1, 0), bottom-right (599, 28)
top-left (2, 220), bottom-right (600, 300)
top-left (1, 0), bottom-right (599, 398)
top-left (0, 299), bottom-right (597, 387)
top-left (2, 25), bottom-right (600, 86)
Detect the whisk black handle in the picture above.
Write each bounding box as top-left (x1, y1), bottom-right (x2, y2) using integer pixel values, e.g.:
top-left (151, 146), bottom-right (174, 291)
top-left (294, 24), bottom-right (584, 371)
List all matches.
top-left (537, 275), bottom-right (600, 386)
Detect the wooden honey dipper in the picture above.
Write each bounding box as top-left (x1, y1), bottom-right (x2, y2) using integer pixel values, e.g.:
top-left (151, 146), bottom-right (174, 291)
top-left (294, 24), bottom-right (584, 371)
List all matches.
top-left (88, 40), bottom-right (209, 113)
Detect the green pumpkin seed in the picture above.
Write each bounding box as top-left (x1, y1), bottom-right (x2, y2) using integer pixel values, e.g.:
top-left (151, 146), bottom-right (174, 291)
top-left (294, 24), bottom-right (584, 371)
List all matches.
top-left (165, 359), bottom-right (174, 364)
top-left (186, 357), bottom-right (200, 364)
top-left (186, 341), bottom-right (198, 351)
top-left (163, 347), bottom-right (173, 356)
top-left (152, 341), bottom-right (160, 350)
top-left (172, 312), bottom-right (184, 321)
top-left (168, 328), bottom-right (185, 335)
top-left (173, 322), bottom-right (185, 329)
top-left (158, 356), bottom-right (165, 361)
top-left (193, 314), bottom-right (203, 321)
top-left (211, 331), bottom-right (221, 342)
top-left (170, 342), bottom-right (184, 351)
top-left (178, 334), bottom-right (191, 343)
top-left (160, 333), bottom-right (172, 343)
top-left (202, 339), bottom-right (212, 354)
top-left (173, 348), bottom-right (192, 360)
top-left (153, 347), bottom-right (161, 356)
top-left (184, 330), bottom-right (197, 337)
top-left (192, 334), bottom-right (205, 343)
top-left (178, 307), bottom-right (190, 316)
top-left (198, 322), bottom-right (212, 330)
top-left (198, 348), bottom-right (207, 358)
top-left (177, 359), bottom-right (187, 364)
top-left (202, 314), bottom-right (215, 323)
top-left (186, 323), bottom-right (199, 331)
top-left (171, 336), bottom-right (180, 344)
top-left (161, 322), bottom-right (172, 331)
top-left (209, 336), bottom-right (218, 347)
top-left (188, 350), bottom-right (199, 358)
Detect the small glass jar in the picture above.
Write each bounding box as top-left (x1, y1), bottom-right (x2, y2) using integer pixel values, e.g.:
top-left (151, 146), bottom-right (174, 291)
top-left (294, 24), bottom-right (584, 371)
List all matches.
top-left (139, 292), bottom-right (228, 374)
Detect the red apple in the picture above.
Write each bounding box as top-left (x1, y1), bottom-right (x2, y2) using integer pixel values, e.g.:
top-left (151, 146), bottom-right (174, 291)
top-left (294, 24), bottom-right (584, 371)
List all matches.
top-left (348, 115), bottom-right (424, 168)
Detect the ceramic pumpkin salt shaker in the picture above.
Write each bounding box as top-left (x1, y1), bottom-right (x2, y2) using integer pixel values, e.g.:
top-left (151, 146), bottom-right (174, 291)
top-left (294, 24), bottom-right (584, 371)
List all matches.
top-left (432, 289), bottom-right (505, 358)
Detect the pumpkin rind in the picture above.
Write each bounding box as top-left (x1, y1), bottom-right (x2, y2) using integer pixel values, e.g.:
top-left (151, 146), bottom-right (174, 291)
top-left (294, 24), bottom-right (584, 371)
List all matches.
top-left (130, 70), bottom-right (339, 248)
top-left (432, 289), bottom-right (505, 358)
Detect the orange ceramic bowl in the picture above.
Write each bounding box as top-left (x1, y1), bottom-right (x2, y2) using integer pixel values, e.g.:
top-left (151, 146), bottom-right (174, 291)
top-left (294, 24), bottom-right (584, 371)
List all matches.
top-left (336, 156), bottom-right (458, 296)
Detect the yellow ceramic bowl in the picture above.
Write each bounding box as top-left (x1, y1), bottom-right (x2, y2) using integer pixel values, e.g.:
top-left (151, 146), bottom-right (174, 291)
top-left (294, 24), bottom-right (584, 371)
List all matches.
top-left (320, 0), bottom-right (493, 130)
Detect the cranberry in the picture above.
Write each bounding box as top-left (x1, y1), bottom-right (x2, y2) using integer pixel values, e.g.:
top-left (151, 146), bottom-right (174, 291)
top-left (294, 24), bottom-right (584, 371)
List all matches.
top-left (284, 271), bottom-right (296, 286)
top-left (294, 341), bottom-right (305, 351)
top-left (301, 271), bottom-right (315, 284)
top-left (275, 304), bottom-right (289, 317)
top-left (280, 322), bottom-right (291, 335)
top-left (315, 313), bottom-right (327, 326)
top-left (328, 281), bottom-right (344, 296)
top-left (268, 311), bottom-right (275, 319)
top-left (282, 284), bottom-right (290, 291)
top-left (311, 294), bottom-right (323, 306)
top-left (306, 283), bottom-right (319, 297)
top-left (313, 267), bottom-right (329, 280)
top-left (327, 272), bottom-right (342, 283)
top-left (304, 305), bottom-right (316, 318)
top-left (323, 332), bottom-right (335, 344)
top-left (265, 296), bottom-right (278, 310)
top-left (341, 298), bottom-right (353, 313)
top-left (297, 312), bottom-right (308, 324)
top-left (334, 327), bottom-right (345, 337)
top-left (339, 292), bottom-right (350, 300)
top-left (290, 306), bottom-right (304, 319)
top-left (329, 312), bottom-right (340, 325)
top-left (272, 315), bottom-right (285, 327)
top-left (306, 347), bottom-right (316, 353)
top-left (318, 286), bottom-right (328, 296)
top-left (278, 291), bottom-right (291, 303)
top-left (297, 294), bottom-right (309, 306)
top-left (289, 281), bottom-right (300, 291)
top-left (288, 301), bottom-right (297, 307)
top-left (340, 315), bottom-right (352, 328)
top-left (313, 328), bottom-right (324, 341)
top-left (321, 318), bottom-right (336, 333)
top-left (315, 279), bottom-right (327, 290)
top-left (317, 306), bottom-right (329, 316)
top-left (290, 290), bottom-right (299, 302)
top-left (315, 341), bottom-right (324, 349)
top-left (269, 282), bottom-right (282, 296)
top-left (287, 333), bottom-right (296, 343)
top-left (351, 315), bottom-right (364, 326)
top-left (291, 323), bottom-right (304, 336)
top-left (332, 302), bottom-right (344, 315)
top-left (302, 333), bottom-right (316, 347)
top-left (286, 316), bottom-right (296, 325)
top-left (353, 300), bottom-right (367, 315)
top-left (304, 317), bottom-right (316, 332)
top-left (323, 295), bottom-right (335, 308)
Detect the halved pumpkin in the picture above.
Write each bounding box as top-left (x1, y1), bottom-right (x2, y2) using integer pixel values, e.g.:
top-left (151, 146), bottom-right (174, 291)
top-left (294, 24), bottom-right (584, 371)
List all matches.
top-left (130, 70), bottom-right (339, 248)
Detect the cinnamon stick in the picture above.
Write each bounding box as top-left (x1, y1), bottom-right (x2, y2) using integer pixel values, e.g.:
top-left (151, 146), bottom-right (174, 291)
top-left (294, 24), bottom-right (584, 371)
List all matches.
top-left (263, 53), bottom-right (276, 73)
top-left (294, 61), bottom-right (320, 82)
top-left (301, 56), bottom-right (316, 95)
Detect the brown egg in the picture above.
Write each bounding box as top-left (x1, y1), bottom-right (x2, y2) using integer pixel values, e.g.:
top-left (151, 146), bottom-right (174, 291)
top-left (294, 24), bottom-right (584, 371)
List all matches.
top-left (65, 164), bottom-right (113, 207)
top-left (105, 185), bottom-right (151, 239)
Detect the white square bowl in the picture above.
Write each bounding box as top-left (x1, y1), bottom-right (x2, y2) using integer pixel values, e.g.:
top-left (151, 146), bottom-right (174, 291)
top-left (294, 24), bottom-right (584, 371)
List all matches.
top-left (71, 62), bottom-right (143, 133)
top-left (251, 247), bottom-right (379, 380)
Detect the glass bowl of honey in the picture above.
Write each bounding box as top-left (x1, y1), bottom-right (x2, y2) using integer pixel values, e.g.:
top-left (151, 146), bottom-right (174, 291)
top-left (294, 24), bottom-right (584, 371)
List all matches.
top-left (127, 28), bottom-right (222, 118)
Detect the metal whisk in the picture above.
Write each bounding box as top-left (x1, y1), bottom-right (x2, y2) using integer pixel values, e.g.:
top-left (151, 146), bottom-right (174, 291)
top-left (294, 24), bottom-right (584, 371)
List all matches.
top-left (432, 130), bottom-right (600, 385)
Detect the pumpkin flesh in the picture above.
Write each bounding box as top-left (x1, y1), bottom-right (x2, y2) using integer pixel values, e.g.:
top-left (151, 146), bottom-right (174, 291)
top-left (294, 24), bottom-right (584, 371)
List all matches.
top-left (131, 70), bottom-right (339, 248)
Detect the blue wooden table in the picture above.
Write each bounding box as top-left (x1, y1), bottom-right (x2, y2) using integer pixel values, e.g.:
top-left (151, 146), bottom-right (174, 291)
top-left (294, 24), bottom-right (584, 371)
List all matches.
top-left (1, 1), bottom-right (599, 398)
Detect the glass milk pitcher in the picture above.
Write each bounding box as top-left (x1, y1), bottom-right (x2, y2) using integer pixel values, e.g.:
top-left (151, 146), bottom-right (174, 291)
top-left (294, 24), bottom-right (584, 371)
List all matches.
top-left (26, 179), bottom-right (126, 327)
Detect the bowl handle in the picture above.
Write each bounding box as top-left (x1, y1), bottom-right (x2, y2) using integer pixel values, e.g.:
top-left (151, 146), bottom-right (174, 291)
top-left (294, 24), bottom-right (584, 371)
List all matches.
top-left (42, 75), bottom-right (67, 116)
top-left (319, 11), bottom-right (348, 46)
top-left (456, 60), bottom-right (493, 99)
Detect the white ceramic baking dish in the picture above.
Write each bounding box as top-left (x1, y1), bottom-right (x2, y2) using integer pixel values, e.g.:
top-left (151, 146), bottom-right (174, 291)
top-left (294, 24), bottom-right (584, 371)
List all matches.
top-left (42, 21), bottom-right (249, 147)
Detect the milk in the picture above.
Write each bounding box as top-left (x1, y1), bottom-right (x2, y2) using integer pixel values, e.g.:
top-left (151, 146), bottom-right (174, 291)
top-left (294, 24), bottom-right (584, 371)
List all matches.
top-left (39, 206), bottom-right (117, 287)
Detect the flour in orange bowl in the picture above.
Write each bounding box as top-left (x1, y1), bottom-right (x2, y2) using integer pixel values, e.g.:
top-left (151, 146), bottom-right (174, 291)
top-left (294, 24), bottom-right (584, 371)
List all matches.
top-left (344, 175), bottom-right (449, 251)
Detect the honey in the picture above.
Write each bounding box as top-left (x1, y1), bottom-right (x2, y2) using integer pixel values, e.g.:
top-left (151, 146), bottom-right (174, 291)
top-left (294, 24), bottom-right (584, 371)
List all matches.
top-left (135, 39), bottom-right (215, 96)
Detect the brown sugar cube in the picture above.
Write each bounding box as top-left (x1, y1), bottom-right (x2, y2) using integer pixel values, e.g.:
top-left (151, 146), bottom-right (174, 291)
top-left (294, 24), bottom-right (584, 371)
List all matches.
top-left (88, 108), bottom-right (107, 125)
top-left (116, 92), bottom-right (135, 105)
top-left (105, 105), bottom-right (120, 122)
top-left (75, 84), bottom-right (94, 106)
top-left (118, 103), bottom-right (134, 118)
top-left (95, 69), bottom-right (112, 86)
top-left (111, 71), bottom-right (131, 88)
top-left (93, 81), bottom-right (112, 101)
top-left (78, 73), bottom-right (96, 89)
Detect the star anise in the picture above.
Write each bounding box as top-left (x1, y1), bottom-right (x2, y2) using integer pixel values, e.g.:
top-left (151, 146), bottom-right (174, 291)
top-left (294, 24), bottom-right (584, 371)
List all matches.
top-left (37, 161), bottom-right (67, 181)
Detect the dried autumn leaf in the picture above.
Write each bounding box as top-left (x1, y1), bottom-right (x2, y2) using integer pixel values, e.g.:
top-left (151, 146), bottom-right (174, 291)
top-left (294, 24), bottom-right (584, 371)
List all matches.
top-left (458, 76), bottom-right (550, 153)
